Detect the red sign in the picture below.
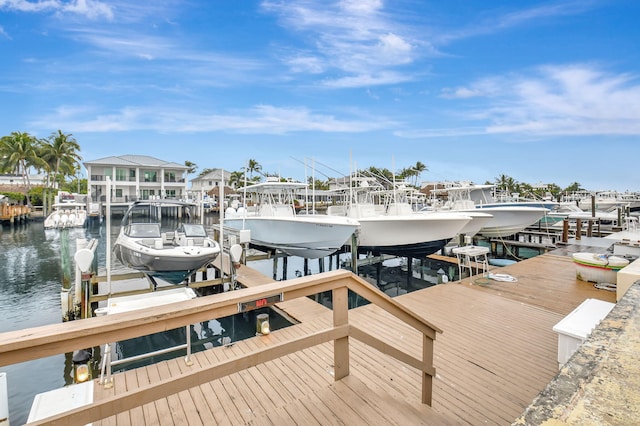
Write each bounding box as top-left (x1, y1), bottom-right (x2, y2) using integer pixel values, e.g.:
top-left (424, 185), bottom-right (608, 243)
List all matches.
top-left (238, 293), bottom-right (283, 313)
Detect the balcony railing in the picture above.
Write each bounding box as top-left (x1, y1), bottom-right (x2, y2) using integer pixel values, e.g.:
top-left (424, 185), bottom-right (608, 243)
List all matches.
top-left (90, 176), bottom-right (185, 184)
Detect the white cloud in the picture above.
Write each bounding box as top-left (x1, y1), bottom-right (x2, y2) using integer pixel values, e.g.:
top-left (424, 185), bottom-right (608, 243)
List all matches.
top-left (339, 0), bottom-right (382, 15)
top-left (262, 0), bottom-right (419, 85)
top-left (0, 0), bottom-right (113, 20)
top-left (441, 78), bottom-right (503, 99)
top-left (408, 64), bottom-right (640, 138)
top-left (30, 104), bottom-right (396, 135)
top-left (436, 1), bottom-right (596, 45)
top-left (286, 55), bottom-right (326, 74)
top-left (0, 25), bottom-right (9, 39)
top-left (486, 65), bottom-right (640, 135)
top-left (322, 71), bottom-right (414, 88)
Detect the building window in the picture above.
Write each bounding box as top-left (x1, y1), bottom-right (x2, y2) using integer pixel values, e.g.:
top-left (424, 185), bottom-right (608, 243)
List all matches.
top-left (166, 189), bottom-right (176, 198)
top-left (130, 169), bottom-right (136, 180)
top-left (115, 189), bottom-right (123, 197)
top-left (165, 171), bottom-right (176, 183)
top-left (144, 171), bottom-right (157, 183)
top-left (115, 169), bottom-right (127, 181)
top-left (141, 189), bottom-right (156, 200)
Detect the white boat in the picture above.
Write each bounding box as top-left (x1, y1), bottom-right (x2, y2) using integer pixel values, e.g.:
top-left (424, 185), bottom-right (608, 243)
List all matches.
top-left (576, 191), bottom-right (625, 211)
top-left (455, 211), bottom-right (494, 237)
top-left (224, 179), bottom-right (359, 259)
top-left (328, 177), bottom-right (472, 257)
top-left (113, 201), bottom-right (220, 285)
top-left (467, 183), bottom-right (559, 210)
top-left (546, 202), bottom-right (620, 227)
top-left (421, 207), bottom-right (493, 239)
top-left (43, 202), bottom-right (87, 229)
top-left (433, 183), bottom-right (549, 238)
top-left (572, 252), bottom-right (629, 284)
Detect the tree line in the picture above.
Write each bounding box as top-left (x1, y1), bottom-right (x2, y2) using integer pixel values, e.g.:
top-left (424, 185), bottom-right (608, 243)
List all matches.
top-left (0, 130), bottom-right (82, 206)
top-left (187, 160), bottom-right (585, 202)
top-left (490, 173), bottom-right (583, 201)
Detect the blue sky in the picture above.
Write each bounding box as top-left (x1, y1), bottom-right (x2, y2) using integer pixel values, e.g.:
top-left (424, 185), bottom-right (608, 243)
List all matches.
top-left (1, 0), bottom-right (639, 191)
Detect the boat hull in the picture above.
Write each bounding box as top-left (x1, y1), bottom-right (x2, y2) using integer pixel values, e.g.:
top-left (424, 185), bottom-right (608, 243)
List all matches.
top-left (572, 252), bottom-right (629, 284)
top-left (458, 206), bottom-right (548, 238)
top-left (113, 237), bottom-right (219, 284)
top-left (357, 238), bottom-right (450, 257)
top-left (456, 212), bottom-right (494, 237)
top-left (350, 212), bottom-right (471, 257)
top-left (225, 215), bottom-right (358, 259)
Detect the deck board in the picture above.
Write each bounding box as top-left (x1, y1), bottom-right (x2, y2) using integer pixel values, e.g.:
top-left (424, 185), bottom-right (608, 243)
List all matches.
top-left (90, 251), bottom-right (618, 425)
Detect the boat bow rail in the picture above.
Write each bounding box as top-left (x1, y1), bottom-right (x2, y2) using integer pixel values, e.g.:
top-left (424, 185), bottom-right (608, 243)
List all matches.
top-left (0, 269), bottom-right (442, 426)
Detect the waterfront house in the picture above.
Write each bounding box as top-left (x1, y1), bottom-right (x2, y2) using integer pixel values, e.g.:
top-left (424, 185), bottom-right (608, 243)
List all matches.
top-left (84, 155), bottom-right (188, 203)
top-left (0, 173), bottom-right (47, 188)
top-left (189, 168), bottom-right (232, 193)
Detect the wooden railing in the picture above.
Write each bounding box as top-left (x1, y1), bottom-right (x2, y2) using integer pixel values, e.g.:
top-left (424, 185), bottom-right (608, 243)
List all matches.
top-left (0, 269), bottom-right (442, 425)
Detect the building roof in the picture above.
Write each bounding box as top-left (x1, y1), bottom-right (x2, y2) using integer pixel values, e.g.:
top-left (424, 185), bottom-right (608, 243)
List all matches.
top-left (191, 169), bottom-right (231, 181)
top-left (83, 155), bottom-right (187, 170)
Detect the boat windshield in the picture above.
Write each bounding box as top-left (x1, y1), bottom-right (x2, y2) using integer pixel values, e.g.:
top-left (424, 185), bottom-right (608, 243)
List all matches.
top-left (127, 223), bottom-right (162, 238)
top-left (180, 223), bottom-right (208, 238)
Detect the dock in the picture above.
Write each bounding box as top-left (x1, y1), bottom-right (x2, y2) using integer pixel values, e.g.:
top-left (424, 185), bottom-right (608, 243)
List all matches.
top-left (5, 242), bottom-right (638, 425)
top-left (0, 204), bottom-right (30, 224)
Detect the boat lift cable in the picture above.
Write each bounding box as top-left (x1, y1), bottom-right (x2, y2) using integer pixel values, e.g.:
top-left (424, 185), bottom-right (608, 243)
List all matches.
top-left (497, 234), bottom-right (525, 262)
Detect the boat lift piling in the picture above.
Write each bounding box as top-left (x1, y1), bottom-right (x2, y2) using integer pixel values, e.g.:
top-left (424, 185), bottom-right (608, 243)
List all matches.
top-left (74, 239), bottom-right (99, 319)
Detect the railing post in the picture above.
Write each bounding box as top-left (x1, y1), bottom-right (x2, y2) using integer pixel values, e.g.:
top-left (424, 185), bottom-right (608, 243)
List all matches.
top-left (422, 334), bottom-right (434, 405)
top-left (333, 285), bottom-right (349, 381)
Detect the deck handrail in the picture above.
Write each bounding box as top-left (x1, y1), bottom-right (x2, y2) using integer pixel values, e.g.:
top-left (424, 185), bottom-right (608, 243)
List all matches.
top-left (0, 269), bottom-right (442, 425)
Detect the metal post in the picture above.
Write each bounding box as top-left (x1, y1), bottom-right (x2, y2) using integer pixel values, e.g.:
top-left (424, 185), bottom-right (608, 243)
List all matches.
top-left (106, 177), bottom-right (112, 296)
top-left (184, 325), bottom-right (193, 366)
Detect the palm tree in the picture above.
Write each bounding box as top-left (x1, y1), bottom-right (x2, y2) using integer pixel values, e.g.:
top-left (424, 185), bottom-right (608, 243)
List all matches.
top-left (0, 131), bottom-right (45, 206)
top-left (184, 160), bottom-right (197, 185)
top-left (198, 168), bottom-right (215, 178)
top-left (412, 161), bottom-right (427, 187)
top-left (40, 130), bottom-right (82, 189)
top-left (228, 170), bottom-right (245, 189)
top-left (245, 159), bottom-right (262, 179)
top-left (495, 174), bottom-right (517, 195)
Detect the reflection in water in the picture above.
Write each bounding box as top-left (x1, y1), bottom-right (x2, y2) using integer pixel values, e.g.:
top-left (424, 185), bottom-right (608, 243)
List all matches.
top-left (0, 222), bottom-right (97, 425)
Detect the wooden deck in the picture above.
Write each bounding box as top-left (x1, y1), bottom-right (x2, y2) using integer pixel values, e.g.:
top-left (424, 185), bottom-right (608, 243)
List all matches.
top-left (89, 250), bottom-right (616, 425)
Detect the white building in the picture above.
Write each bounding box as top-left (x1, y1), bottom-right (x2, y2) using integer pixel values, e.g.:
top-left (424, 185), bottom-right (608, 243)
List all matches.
top-left (190, 169), bottom-right (232, 193)
top-left (0, 173), bottom-right (47, 187)
top-left (84, 155), bottom-right (188, 203)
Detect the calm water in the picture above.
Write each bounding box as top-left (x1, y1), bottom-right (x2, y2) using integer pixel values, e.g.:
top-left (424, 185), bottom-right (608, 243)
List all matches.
top-left (0, 221), bottom-right (107, 425)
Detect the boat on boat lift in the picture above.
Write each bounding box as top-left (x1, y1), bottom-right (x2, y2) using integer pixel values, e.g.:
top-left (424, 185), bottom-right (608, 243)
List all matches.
top-left (224, 178), bottom-right (360, 259)
top-left (112, 200), bottom-right (220, 285)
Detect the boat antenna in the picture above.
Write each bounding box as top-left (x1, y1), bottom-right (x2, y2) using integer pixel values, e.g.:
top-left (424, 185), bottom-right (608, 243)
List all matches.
top-left (106, 176), bottom-right (112, 296)
top-left (304, 157), bottom-right (309, 214)
top-left (289, 155), bottom-right (349, 180)
top-left (312, 157), bottom-right (316, 213)
top-left (219, 169), bottom-right (225, 256)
